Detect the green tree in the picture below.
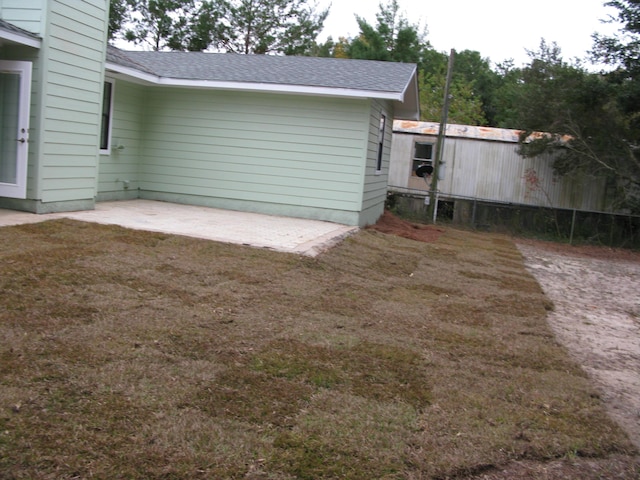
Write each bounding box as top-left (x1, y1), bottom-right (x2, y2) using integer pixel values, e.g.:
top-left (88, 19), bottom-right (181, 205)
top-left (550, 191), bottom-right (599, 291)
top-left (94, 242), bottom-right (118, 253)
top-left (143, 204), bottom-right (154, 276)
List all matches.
top-left (418, 51), bottom-right (486, 125)
top-left (490, 59), bottom-right (523, 128)
top-left (505, 41), bottom-right (588, 131)
top-left (344, 4), bottom-right (485, 124)
top-left (218, 0), bottom-right (329, 54)
top-left (509, 39), bottom-right (640, 211)
top-left (110, 0), bottom-right (327, 54)
top-left (590, 1), bottom-right (640, 210)
top-left (452, 50), bottom-right (501, 125)
top-left (347, 0), bottom-right (424, 63)
top-left (418, 48), bottom-right (491, 125)
top-left (171, 0), bottom-right (229, 51)
top-left (122, 0), bottom-right (195, 51)
top-left (108, 0), bottom-right (130, 41)
top-left (592, 0), bottom-right (640, 72)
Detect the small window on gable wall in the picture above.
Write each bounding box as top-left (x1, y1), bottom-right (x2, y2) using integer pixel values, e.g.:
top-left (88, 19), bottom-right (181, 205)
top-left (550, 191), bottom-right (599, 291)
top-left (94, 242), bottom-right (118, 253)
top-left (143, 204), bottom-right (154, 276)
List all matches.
top-left (100, 80), bottom-right (114, 153)
top-left (376, 113), bottom-right (387, 173)
top-left (412, 141), bottom-right (434, 176)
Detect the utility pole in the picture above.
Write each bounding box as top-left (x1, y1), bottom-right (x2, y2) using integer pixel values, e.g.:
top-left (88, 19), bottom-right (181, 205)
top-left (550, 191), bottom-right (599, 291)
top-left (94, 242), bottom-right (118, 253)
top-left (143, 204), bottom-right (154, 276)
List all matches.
top-left (428, 48), bottom-right (455, 223)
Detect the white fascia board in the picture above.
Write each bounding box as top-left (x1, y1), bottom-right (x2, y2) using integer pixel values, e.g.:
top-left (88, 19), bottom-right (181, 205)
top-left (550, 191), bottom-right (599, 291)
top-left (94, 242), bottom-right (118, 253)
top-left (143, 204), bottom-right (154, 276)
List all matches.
top-left (105, 60), bottom-right (404, 101)
top-left (0, 30), bottom-right (41, 49)
top-left (159, 77), bottom-right (404, 101)
top-left (396, 66), bottom-right (420, 120)
top-left (400, 66), bottom-right (418, 103)
top-left (105, 62), bottom-right (160, 85)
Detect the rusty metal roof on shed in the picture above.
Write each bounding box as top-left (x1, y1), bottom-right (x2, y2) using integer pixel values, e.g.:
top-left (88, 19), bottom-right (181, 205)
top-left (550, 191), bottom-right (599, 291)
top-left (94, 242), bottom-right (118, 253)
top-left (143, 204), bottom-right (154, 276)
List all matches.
top-left (393, 120), bottom-right (571, 143)
top-left (393, 120), bottom-right (525, 143)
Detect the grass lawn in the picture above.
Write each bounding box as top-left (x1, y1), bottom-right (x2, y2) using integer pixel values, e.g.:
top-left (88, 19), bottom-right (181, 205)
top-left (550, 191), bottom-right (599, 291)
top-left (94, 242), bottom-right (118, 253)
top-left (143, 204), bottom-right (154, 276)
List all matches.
top-left (0, 218), bottom-right (637, 479)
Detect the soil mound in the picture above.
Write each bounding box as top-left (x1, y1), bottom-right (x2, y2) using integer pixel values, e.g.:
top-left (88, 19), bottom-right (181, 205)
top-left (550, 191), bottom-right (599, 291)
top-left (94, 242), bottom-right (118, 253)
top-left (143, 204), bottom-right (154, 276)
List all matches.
top-left (367, 210), bottom-right (444, 243)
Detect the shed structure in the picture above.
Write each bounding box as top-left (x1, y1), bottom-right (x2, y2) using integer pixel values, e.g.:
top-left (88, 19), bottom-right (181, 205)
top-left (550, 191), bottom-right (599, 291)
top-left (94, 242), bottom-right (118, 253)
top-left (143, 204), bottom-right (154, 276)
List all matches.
top-left (389, 120), bottom-right (610, 214)
top-left (0, 1), bottom-right (420, 227)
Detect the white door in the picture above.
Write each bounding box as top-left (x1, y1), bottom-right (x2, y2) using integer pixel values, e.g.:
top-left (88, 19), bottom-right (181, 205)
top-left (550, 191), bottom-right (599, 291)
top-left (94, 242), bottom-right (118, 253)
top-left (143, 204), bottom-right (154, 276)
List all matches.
top-left (0, 60), bottom-right (32, 199)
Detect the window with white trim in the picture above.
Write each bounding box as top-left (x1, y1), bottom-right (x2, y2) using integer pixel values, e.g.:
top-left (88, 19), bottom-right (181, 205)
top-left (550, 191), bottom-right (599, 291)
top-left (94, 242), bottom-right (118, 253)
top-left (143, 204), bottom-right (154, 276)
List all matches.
top-left (412, 141), bottom-right (434, 177)
top-left (100, 80), bottom-right (114, 154)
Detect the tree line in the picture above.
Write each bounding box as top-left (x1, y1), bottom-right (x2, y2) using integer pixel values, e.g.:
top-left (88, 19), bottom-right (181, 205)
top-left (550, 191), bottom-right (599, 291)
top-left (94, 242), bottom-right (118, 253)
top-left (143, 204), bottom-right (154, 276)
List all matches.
top-left (109, 0), bottom-right (640, 213)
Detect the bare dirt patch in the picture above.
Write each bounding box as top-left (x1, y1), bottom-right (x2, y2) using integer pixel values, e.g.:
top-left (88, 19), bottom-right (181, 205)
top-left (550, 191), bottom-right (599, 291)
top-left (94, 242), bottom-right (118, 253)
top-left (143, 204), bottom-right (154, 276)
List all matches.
top-left (366, 209), bottom-right (446, 243)
top-left (517, 238), bottom-right (640, 449)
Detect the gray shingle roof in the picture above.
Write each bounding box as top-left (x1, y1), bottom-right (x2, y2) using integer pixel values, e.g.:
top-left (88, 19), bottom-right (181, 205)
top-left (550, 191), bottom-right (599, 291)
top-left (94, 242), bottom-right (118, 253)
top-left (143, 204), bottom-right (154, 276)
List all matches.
top-left (106, 46), bottom-right (416, 95)
top-left (0, 19), bottom-right (41, 43)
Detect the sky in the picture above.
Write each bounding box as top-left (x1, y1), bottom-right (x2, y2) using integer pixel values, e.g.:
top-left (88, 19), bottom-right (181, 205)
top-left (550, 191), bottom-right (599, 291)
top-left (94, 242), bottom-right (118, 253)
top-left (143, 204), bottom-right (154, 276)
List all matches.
top-left (316, 0), bottom-right (622, 67)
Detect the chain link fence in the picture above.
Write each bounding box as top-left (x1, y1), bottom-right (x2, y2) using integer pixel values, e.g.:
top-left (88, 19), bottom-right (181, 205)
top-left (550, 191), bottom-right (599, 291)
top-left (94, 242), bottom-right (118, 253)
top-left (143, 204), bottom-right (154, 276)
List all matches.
top-left (387, 191), bottom-right (640, 249)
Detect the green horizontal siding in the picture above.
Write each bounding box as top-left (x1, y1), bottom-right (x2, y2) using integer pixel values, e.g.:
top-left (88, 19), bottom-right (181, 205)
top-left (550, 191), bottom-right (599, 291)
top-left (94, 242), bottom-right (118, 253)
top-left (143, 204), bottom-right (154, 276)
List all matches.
top-left (42, 129), bottom-right (100, 146)
top-left (0, 0), bottom-right (44, 35)
top-left (40, 143), bottom-right (98, 157)
top-left (47, 70), bottom-right (102, 92)
top-left (38, 0), bottom-right (108, 204)
top-left (138, 88), bottom-right (370, 216)
top-left (360, 99), bottom-right (393, 225)
top-left (42, 165), bottom-right (97, 178)
top-left (143, 152), bottom-right (361, 178)
top-left (44, 106), bottom-right (98, 126)
top-left (98, 80), bottom-right (144, 198)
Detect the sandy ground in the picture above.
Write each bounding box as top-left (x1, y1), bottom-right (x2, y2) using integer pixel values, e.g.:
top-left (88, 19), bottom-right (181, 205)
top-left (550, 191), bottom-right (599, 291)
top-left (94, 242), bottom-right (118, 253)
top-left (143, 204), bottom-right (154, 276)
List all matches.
top-left (516, 241), bottom-right (640, 449)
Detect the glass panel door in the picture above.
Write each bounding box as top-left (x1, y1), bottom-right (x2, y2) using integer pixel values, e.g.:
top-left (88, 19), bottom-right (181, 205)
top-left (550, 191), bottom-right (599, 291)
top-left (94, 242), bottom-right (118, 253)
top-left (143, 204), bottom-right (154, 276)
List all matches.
top-left (0, 72), bottom-right (20, 184)
top-left (0, 61), bottom-right (32, 199)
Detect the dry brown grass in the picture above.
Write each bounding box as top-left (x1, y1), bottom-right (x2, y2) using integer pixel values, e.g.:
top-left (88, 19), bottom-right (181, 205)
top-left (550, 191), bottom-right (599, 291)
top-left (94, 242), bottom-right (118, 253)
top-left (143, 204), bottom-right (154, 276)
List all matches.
top-left (0, 218), bottom-right (638, 479)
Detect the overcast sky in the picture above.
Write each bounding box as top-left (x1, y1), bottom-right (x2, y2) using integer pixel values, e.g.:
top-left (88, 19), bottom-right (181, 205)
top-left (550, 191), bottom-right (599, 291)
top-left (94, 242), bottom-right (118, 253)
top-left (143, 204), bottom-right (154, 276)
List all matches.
top-left (317, 0), bottom-right (622, 67)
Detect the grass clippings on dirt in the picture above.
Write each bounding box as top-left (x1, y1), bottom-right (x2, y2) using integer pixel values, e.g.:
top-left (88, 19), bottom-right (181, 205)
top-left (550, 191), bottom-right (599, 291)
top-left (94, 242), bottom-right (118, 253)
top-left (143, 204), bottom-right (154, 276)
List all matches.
top-left (0, 216), bottom-right (638, 479)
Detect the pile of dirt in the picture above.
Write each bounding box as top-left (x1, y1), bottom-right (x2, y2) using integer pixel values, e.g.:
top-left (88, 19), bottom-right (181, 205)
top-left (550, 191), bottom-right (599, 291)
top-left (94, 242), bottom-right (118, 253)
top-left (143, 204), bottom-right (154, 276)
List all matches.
top-left (367, 210), bottom-right (444, 243)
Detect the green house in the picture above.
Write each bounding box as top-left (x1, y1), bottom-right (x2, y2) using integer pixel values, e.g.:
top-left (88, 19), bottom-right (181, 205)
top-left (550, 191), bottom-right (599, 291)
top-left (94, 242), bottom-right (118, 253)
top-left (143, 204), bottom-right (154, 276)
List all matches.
top-left (0, 0), bottom-right (419, 226)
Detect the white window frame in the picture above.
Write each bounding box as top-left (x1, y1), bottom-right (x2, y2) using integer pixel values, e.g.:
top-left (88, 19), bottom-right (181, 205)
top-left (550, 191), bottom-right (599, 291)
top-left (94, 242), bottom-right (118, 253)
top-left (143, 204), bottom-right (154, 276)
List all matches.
top-left (412, 141), bottom-right (434, 177)
top-left (99, 78), bottom-right (115, 155)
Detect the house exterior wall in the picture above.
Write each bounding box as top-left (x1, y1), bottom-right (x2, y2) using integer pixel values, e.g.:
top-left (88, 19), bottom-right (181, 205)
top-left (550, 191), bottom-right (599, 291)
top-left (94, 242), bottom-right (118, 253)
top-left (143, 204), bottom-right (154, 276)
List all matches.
top-left (97, 79), bottom-right (144, 200)
top-left (123, 87), bottom-right (372, 225)
top-left (1, 3), bottom-right (412, 224)
top-left (0, 0), bottom-right (109, 213)
top-left (36, 0), bottom-right (107, 209)
top-left (0, 0), bottom-right (46, 36)
top-left (390, 131), bottom-right (608, 212)
top-left (360, 99), bottom-right (393, 226)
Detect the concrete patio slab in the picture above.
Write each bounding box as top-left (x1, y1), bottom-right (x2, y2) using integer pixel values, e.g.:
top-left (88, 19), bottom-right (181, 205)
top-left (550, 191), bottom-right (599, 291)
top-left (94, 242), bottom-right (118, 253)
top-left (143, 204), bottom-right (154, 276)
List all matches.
top-left (0, 200), bottom-right (359, 257)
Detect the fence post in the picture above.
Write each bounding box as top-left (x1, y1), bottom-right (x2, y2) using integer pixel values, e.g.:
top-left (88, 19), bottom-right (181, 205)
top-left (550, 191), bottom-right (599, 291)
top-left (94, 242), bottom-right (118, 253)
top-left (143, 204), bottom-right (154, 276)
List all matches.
top-left (471, 200), bottom-right (477, 229)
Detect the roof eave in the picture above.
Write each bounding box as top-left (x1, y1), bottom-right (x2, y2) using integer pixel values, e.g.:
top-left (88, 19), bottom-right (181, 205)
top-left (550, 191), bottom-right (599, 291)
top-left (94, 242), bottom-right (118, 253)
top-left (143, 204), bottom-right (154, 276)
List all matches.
top-left (105, 60), bottom-right (408, 102)
top-left (394, 66), bottom-right (420, 121)
top-left (0, 29), bottom-right (41, 49)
